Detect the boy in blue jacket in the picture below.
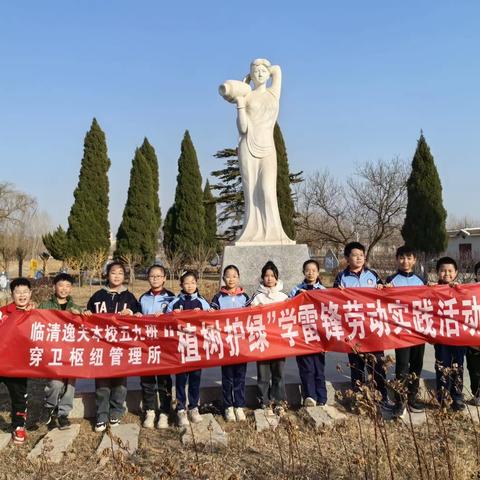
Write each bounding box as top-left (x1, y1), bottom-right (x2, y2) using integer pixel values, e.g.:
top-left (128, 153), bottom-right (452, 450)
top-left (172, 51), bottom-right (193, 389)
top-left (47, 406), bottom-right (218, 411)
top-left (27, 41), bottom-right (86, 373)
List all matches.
top-left (334, 242), bottom-right (392, 410)
top-left (166, 270), bottom-right (210, 427)
top-left (386, 246), bottom-right (426, 417)
top-left (139, 264), bottom-right (175, 429)
top-left (289, 259), bottom-right (327, 407)
top-left (434, 257), bottom-right (466, 411)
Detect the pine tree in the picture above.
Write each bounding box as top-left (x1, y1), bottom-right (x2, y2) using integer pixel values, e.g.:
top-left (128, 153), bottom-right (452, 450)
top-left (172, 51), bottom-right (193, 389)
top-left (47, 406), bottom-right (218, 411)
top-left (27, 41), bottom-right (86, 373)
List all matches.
top-left (203, 180), bottom-right (219, 252)
top-left (67, 118), bottom-right (111, 257)
top-left (171, 131), bottom-right (206, 256)
top-left (115, 148), bottom-right (156, 265)
top-left (162, 205), bottom-right (176, 253)
top-left (401, 132), bottom-right (448, 255)
top-left (42, 226), bottom-right (69, 261)
top-left (274, 123), bottom-right (296, 239)
top-left (211, 149), bottom-right (244, 241)
top-left (140, 138), bottom-right (161, 250)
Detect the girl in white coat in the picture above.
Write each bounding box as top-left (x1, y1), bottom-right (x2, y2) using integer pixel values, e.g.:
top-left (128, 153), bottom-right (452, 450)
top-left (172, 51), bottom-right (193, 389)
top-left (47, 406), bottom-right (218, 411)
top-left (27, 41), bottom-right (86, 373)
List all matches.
top-left (250, 261), bottom-right (288, 414)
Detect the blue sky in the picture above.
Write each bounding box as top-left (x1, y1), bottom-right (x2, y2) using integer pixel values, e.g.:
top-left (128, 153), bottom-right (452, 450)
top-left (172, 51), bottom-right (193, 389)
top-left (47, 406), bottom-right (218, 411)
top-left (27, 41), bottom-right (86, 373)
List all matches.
top-left (1, 1), bottom-right (479, 233)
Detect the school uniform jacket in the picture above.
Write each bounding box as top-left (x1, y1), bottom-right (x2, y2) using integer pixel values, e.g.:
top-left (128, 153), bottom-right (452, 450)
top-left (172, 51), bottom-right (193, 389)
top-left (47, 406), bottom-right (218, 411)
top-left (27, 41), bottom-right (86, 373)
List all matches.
top-left (289, 279), bottom-right (326, 298)
top-left (166, 291), bottom-right (210, 312)
top-left (87, 286), bottom-right (140, 314)
top-left (385, 271), bottom-right (425, 287)
top-left (333, 267), bottom-right (382, 288)
top-left (139, 288), bottom-right (175, 315)
top-left (210, 288), bottom-right (249, 310)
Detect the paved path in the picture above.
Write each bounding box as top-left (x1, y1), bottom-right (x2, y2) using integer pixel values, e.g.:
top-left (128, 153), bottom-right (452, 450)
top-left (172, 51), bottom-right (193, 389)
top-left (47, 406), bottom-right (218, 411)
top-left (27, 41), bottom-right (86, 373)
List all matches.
top-left (74, 345), bottom-right (462, 393)
top-left (28, 424), bottom-right (81, 463)
top-left (0, 433), bottom-right (10, 451)
top-left (181, 413), bottom-right (227, 449)
top-left (96, 423), bottom-right (140, 456)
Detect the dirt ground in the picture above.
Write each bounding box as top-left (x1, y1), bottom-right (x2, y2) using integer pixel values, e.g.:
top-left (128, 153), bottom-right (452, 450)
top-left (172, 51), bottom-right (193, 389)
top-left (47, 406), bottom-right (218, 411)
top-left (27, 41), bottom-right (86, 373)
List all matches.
top-left (0, 380), bottom-right (479, 479)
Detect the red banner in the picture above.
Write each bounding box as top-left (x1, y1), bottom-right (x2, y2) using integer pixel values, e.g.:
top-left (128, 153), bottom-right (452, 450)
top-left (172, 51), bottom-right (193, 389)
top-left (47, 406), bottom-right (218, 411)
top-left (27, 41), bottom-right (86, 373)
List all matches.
top-left (1, 284), bottom-right (479, 379)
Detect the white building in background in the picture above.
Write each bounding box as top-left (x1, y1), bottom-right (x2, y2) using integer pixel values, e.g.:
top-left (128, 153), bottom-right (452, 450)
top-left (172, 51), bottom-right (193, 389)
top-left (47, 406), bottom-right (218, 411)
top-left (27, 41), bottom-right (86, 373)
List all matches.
top-left (446, 227), bottom-right (480, 263)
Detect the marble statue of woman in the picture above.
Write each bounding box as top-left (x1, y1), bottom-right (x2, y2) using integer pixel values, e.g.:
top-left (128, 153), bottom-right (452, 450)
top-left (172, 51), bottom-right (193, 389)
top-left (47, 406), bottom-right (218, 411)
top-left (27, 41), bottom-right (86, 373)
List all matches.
top-left (219, 59), bottom-right (295, 245)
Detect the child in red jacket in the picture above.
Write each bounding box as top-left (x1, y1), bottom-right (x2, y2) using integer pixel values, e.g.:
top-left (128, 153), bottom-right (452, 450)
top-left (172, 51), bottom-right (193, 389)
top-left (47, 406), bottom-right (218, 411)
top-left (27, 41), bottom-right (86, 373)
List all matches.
top-left (0, 277), bottom-right (34, 445)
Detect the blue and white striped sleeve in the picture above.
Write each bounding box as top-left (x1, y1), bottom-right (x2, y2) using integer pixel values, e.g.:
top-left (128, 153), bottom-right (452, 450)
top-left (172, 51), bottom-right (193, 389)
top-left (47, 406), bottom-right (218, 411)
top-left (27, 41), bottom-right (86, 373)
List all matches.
top-left (166, 297), bottom-right (180, 313)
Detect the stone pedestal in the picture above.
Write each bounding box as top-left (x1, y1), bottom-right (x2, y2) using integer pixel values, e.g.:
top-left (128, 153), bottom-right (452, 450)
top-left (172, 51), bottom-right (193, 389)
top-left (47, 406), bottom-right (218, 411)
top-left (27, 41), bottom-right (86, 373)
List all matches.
top-left (220, 244), bottom-right (310, 295)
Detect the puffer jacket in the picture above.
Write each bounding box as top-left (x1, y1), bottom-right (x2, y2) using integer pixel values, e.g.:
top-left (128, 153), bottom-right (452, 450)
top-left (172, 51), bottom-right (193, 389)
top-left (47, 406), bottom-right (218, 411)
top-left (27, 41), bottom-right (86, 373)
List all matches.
top-left (250, 280), bottom-right (288, 306)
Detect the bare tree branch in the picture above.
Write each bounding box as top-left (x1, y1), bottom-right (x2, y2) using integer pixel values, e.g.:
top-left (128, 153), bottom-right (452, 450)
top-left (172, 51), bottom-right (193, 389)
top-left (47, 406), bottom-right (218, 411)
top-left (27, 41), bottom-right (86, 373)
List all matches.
top-left (296, 158), bottom-right (409, 259)
top-left (0, 182), bottom-right (36, 228)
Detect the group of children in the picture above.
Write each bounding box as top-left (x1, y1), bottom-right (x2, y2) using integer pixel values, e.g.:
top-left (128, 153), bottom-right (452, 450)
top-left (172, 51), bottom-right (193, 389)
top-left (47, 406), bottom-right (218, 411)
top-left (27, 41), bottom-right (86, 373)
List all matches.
top-left (333, 242), bottom-right (478, 417)
top-left (0, 242), bottom-right (479, 445)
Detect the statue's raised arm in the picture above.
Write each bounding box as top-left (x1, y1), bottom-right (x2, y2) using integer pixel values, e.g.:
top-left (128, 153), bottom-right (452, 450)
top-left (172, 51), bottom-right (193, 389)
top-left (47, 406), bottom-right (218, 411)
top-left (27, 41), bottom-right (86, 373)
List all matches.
top-left (267, 64), bottom-right (282, 99)
top-left (219, 59), bottom-right (294, 246)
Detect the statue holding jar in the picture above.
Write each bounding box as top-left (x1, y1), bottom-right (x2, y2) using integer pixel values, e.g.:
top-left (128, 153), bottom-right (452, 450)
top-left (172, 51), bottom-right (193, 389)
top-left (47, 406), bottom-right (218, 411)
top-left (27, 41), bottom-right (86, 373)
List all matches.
top-left (219, 59), bottom-right (295, 245)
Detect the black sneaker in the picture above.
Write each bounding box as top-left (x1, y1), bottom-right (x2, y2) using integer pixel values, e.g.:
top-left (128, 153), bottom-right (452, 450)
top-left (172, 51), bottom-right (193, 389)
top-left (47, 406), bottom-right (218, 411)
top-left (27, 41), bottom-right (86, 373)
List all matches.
top-left (407, 399), bottom-right (425, 413)
top-left (451, 400), bottom-right (466, 412)
top-left (380, 399), bottom-right (395, 412)
top-left (48, 416), bottom-right (59, 430)
top-left (57, 415), bottom-right (71, 430)
top-left (392, 403), bottom-right (406, 419)
top-left (40, 407), bottom-right (56, 426)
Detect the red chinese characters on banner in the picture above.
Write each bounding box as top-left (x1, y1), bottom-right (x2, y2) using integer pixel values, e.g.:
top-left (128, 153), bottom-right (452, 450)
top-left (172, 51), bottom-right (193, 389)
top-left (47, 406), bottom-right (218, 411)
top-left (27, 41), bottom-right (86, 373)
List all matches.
top-left (0, 284), bottom-right (480, 379)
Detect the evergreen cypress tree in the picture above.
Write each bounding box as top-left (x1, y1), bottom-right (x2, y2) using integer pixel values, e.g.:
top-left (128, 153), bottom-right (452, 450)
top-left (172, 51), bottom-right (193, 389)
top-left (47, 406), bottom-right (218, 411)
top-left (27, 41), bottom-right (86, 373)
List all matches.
top-left (171, 131), bottom-right (206, 256)
top-left (162, 205), bottom-right (176, 253)
top-left (67, 118), bottom-right (111, 257)
top-left (42, 226), bottom-right (68, 261)
top-left (203, 180), bottom-right (219, 251)
top-left (401, 132), bottom-right (448, 255)
top-left (274, 123), bottom-right (296, 240)
top-left (115, 148), bottom-right (156, 264)
top-left (140, 138), bottom-right (161, 249)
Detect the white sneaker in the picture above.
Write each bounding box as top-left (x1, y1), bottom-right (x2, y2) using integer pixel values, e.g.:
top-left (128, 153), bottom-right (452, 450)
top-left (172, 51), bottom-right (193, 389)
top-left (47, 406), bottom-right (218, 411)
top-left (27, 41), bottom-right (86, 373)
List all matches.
top-left (156, 413), bottom-right (169, 429)
top-left (225, 406), bottom-right (236, 422)
top-left (235, 407), bottom-right (246, 422)
top-left (109, 417), bottom-right (120, 428)
top-left (177, 409), bottom-right (189, 428)
top-left (143, 409), bottom-right (155, 429)
top-left (304, 397), bottom-right (317, 407)
top-left (95, 421), bottom-right (107, 433)
top-left (274, 405), bottom-right (286, 417)
top-left (188, 407), bottom-right (202, 424)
